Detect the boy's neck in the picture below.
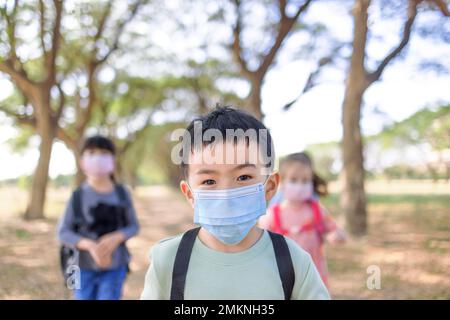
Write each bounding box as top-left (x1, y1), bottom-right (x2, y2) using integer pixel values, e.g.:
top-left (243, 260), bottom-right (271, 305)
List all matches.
top-left (198, 225), bottom-right (264, 253)
top-left (86, 176), bottom-right (114, 193)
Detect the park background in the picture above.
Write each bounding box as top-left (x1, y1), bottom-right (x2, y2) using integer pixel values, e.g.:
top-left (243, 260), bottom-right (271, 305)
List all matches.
top-left (0, 0), bottom-right (449, 299)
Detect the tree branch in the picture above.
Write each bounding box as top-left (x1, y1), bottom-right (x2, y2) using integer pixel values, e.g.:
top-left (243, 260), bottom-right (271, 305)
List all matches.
top-left (0, 105), bottom-right (36, 126)
top-left (257, 0), bottom-right (313, 77)
top-left (95, 0), bottom-right (144, 65)
top-left (72, 0), bottom-right (145, 133)
top-left (119, 111), bottom-right (154, 154)
top-left (0, 60), bottom-right (37, 98)
top-left (283, 50), bottom-right (336, 111)
top-left (75, 62), bottom-right (97, 133)
top-left (367, 0), bottom-right (418, 84)
top-left (39, 0), bottom-right (47, 54)
top-left (428, 0), bottom-right (450, 16)
top-left (94, 0), bottom-right (113, 43)
top-left (46, 0), bottom-right (63, 86)
top-left (54, 82), bottom-right (65, 121)
top-left (291, 0), bottom-right (313, 21)
top-left (56, 127), bottom-right (77, 150)
top-left (231, 0), bottom-right (253, 79)
top-left (230, 0), bottom-right (313, 81)
top-left (4, 0), bottom-right (20, 62)
top-left (0, 0), bottom-right (30, 80)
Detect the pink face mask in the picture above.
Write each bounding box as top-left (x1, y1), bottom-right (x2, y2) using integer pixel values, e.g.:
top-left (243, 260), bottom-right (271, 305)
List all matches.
top-left (81, 153), bottom-right (115, 178)
top-left (283, 181), bottom-right (313, 202)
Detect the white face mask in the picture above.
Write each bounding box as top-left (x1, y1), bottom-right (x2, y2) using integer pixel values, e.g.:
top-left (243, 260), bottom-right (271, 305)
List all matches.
top-left (282, 181), bottom-right (313, 202)
top-left (81, 153), bottom-right (115, 178)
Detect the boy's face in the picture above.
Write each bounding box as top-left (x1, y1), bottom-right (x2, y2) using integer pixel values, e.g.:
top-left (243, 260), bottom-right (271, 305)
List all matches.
top-left (180, 140), bottom-right (279, 206)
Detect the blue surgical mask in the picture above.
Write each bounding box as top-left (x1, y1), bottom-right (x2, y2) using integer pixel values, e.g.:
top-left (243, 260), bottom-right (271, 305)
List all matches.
top-left (191, 182), bottom-right (268, 245)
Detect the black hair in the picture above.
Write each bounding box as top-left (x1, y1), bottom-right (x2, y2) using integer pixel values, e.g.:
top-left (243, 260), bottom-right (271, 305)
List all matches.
top-left (81, 135), bottom-right (116, 183)
top-left (81, 135), bottom-right (116, 155)
top-left (279, 151), bottom-right (328, 197)
top-left (180, 105), bottom-right (274, 178)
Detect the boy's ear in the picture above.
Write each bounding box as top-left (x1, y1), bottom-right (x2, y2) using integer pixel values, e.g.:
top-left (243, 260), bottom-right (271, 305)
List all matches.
top-left (264, 171), bottom-right (280, 203)
top-left (180, 180), bottom-right (194, 208)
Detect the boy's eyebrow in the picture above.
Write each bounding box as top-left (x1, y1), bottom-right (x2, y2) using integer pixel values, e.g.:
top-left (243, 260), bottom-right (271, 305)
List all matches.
top-left (194, 164), bottom-right (256, 175)
top-left (233, 163), bottom-right (257, 171)
top-left (195, 168), bottom-right (219, 175)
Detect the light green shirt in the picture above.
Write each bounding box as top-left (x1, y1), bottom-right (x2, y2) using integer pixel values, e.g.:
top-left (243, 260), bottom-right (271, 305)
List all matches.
top-left (140, 230), bottom-right (330, 300)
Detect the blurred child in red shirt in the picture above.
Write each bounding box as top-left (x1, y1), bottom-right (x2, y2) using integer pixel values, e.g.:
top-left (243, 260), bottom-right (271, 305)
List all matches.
top-left (260, 152), bottom-right (346, 286)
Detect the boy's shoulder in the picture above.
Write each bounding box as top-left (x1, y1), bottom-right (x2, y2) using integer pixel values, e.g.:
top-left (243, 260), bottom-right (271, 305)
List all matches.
top-left (149, 230), bottom-right (314, 275)
top-left (149, 232), bottom-right (185, 268)
top-left (282, 234), bottom-right (314, 267)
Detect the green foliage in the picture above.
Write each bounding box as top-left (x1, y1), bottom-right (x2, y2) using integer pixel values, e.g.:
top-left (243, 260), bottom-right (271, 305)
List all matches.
top-left (304, 105), bottom-right (450, 181)
top-left (428, 111), bottom-right (450, 150)
top-left (7, 127), bottom-right (35, 154)
top-left (136, 121), bottom-right (186, 187)
top-left (17, 175), bottom-right (31, 191)
top-left (381, 164), bottom-right (444, 180)
top-left (305, 141), bottom-right (340, 181)
top-left (50, 174), bottom-right (74, 188)
top-left (375, 105), bottom-right (450, 150)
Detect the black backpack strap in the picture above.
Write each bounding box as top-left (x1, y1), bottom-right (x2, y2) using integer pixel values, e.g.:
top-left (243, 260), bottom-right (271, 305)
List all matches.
top-left (170, 227), bottom-right (201, 300)
top-left (268, 231), bottom-right (295, 300)
top-left (114, 184), bottom-right (128, 203)
top-left (71, 187), bottom-right (83, 232)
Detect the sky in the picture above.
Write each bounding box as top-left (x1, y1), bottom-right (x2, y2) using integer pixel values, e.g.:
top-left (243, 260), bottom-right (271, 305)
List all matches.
top-left (0, 0), bottom-right (449, 180)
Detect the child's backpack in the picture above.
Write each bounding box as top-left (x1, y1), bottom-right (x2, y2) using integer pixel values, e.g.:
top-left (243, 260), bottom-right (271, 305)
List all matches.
top-left (271, 200), bottom-right (326, 244)
top-left (169, 227), bottom-right (295, 300)
top-left (59, 184), bottom-right (128, 284)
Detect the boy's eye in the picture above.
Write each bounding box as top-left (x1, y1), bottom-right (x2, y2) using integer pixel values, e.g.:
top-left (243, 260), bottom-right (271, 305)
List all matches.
top-left (202, 179), bottom-right (216, 185)
top-left (237, 175), bottom-right (252, 182)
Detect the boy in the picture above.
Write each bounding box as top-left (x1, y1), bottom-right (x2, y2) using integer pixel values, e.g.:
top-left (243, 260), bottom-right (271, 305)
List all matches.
top-left (58, 135), bottom-right (140, 300)
top-left (141, 106), bottom-right (330, 299)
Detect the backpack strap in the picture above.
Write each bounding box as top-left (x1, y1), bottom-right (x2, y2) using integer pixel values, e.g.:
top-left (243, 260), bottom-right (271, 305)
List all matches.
top-left (114, 184), bottom-right (130, 227)
top-left (310, 200), bottom-right (326, 241)
top-left (71, 187), bottom-right (84, 232)
top-left (272, 204), bottom-right (287, 235)
top-left (268, 231), bottom-right (295, 300)
top-left (170, 228), bottom-right (295, 300)
top-left (71, 184), bottom-right (127, 231)
top-left (114, 184), bottom-right (128, 203)
top-left (170, 227), bottom-right (201, 300)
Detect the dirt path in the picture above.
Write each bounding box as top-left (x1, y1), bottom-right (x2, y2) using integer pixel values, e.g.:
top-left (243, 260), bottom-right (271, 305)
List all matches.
top-left (0, 184), bottom-right (449, 299)
top-left (0, 186), bottom-right (194, 299)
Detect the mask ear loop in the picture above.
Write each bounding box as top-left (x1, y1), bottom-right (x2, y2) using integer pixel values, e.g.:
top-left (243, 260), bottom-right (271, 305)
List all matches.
top-left (184, 181), bottom-right (198, 213)
top-left (185, 181), bottom-right (195, 196)
top-left (263, 174), bottom-right (271, 187)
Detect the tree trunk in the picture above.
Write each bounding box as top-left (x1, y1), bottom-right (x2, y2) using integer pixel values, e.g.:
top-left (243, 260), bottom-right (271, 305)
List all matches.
top-left (115, 156), bottom-right (124, 184)
top-left (341, 85), bottom-right (368, 236)
top-left (340, 0), bottom-right (370, 236)
top-left (247, 79), bottom-right (263, 120)
top-left (24, 121), bottom-right (55, 220)
top-left (124, 169), bottom-right (139, 190)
